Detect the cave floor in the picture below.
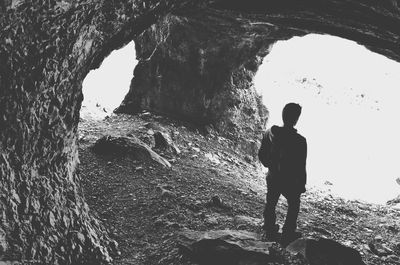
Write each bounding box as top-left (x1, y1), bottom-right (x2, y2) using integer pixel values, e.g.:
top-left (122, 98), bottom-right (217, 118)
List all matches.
top-left (78, 111), bottom-right (400, 265)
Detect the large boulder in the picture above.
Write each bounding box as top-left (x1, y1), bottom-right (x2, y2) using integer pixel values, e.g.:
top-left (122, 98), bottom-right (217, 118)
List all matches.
top-left (92, 135), bottom-right (171, 168)
top-left (287, 237), bottom-right (366, 265)
top-left (153, 131), bottom-right (181, 155)
top-left (177, 229), bottom-right (274, 265)
top-left (177, 229), bottom-right (308, 265)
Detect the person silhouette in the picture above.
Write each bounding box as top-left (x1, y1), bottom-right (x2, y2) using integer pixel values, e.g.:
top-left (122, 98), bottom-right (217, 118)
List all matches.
top-left (258, 103), bottom-right (307, 246)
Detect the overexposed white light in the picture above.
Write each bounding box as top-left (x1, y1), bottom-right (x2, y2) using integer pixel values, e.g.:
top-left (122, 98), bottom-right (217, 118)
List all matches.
top-left (82, 41), bottom-right (137, 118)
top-left (255, 34), bottom-right (400, 204)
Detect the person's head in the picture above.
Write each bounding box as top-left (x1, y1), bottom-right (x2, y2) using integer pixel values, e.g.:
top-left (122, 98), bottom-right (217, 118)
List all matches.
top-left (282, 103), bottom-right (302, 127)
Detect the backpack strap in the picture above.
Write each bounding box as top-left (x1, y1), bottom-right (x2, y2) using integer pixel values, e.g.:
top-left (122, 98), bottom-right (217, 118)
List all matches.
top-left (258, 130), bottom-right (272, 167)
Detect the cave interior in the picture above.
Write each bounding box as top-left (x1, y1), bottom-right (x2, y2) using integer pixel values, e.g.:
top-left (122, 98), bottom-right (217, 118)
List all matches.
top-left (1, 0), bottom-right (400, 264)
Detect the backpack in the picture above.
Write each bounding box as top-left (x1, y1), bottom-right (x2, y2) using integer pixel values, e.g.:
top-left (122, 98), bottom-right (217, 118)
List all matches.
top-left (258, 131), bottom-right (273, 168)
top-left (259, 128), bottom-right (302, 176)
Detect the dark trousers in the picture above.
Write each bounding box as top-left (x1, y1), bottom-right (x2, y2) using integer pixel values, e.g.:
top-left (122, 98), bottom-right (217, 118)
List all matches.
top-left (263, 183), bottom-right (301, 235)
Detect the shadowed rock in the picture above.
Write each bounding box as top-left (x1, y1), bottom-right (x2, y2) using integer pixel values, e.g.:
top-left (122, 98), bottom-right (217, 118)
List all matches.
top-left (154, 131), bottom-right (181, 155)
top-left (116, 12), bottom-right (270, 154)
top-left (287, 237), bottom-right (366, 265)
top-left (178, 229), bottom-right (311, 264)
top-left (92, 135), bottom-right (171, 168)
top-left (177, 229), bottom-right (275, 265)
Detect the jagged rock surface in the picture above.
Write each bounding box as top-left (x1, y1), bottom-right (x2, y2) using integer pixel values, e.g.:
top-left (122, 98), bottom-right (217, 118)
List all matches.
top-left (154, 131), bottom-right (181, 155)
top-left (178, 230), bottom-right (367, 265)
top-left (92, 135), bottom-right (171, 168)
top-left (0, 1), bottom-right (192, 264)
top-left (177, 229), bottom-right (309, 265)
top-left (116, 12), bottom-right (270, 151)
top-left (287, 238), bottom-right (366, 265)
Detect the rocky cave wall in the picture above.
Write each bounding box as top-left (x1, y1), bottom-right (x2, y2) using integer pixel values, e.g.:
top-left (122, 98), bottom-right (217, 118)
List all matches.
top-left (0, 1), bottom-right (200, 264)
top-left (116, 10), bottom-right (279, 153)
top-left (1, 0), bottom-right (400, 264)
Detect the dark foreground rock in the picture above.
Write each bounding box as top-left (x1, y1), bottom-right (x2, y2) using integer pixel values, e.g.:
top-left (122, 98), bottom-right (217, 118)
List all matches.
top-left (287, 238), bottom-right (366, 265)
top-left (177, 229), bottom-right (307, 265)
top-left (177, 229), bottom-right (367, 265)
top-left (178, 229), bottom-right (273, 265)
top-left (92, 135), bottom-right (171, 168)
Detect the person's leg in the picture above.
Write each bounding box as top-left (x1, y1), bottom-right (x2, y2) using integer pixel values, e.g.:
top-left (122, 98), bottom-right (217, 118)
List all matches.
top-left (263, 184), bottom-right (281, 235)
top-left (282, 192), bottom-right (301, 235)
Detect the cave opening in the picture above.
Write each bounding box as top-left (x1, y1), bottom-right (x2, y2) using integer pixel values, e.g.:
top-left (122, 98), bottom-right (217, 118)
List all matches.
top-left (81, 40), bottom-right (137, 120)
top-left (255, 34), bottom-right (400, 204)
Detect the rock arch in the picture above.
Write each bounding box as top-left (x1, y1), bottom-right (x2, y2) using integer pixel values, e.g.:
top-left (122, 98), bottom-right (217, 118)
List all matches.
top-left (117, 1), bottom-right (400, 151)
top-left (0, 0), bottom-right (399, 264)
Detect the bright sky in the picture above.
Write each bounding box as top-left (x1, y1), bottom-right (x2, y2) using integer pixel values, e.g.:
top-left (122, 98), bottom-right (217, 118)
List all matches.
top-left (82, 41), bottom-right (136, 113)
top-left (82, 34), bottom-right (400, 204)
top-left (254, 34), bottom-right (400, 204)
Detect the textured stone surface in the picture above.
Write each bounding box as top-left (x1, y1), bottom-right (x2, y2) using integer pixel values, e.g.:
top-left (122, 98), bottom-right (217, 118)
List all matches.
top-left (287, 237), bottom-right (366, 265)
top-left (0, 1), bottom-right (194, 264)
top-left (1, 0), bottom-right (400, 264)
top-left (211, 0), bottom-right (400, 63)
top-left (177, 229), bottom-right (274, 265)
top-left (92, 135), bottom-right (171, 168)
top-left (116, 11), bottom-right (271, 150)
top-left (177, 229), bottom-right (311, 265)
top-left (154, 131), bottom-right (181, 154)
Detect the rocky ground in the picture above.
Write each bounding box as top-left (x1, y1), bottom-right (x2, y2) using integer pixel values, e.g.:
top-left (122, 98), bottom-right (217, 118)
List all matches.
top-left (78, 111), bottom-right (400, 265)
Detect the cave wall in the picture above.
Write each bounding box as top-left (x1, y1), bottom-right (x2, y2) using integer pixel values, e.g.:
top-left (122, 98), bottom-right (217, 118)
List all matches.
top-left (116, 11), bottom-right (281, 151)
top-left (1, 0), bottom-right (400, 264)
top-left (0, 1), bottom-right (196, 264)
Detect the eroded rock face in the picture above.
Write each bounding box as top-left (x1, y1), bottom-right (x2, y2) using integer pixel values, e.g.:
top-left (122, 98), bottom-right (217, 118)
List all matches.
top-left (116, 11), bottom-right (271, 149)
top-left (0, 1), bottom-right (193, 264)
top-left (1, 0), bottom-right (400, 264)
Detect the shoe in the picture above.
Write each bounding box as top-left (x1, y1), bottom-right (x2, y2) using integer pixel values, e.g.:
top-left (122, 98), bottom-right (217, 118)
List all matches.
top-left (280, 231), bottom-right (302, 247)
top-left (262, 224), bottom-right (280, 241)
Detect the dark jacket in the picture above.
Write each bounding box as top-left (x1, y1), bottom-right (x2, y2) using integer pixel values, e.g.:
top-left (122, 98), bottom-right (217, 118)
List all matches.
top-left (258, 125), bottom-right (307, 194)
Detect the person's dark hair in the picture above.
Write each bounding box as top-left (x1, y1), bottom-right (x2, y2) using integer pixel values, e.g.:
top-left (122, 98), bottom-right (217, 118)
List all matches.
top-left (282, 103), bottom-right (302, 127)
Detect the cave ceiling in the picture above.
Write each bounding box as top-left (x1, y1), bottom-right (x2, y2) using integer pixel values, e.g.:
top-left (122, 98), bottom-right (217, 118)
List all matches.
top-left (177, 0), bottom-right (400, 62)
